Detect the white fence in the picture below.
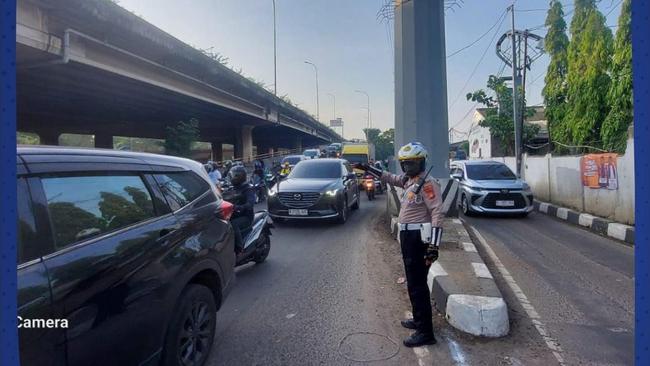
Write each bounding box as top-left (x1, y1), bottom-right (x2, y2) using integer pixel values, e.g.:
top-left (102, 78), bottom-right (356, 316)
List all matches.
top-left (471, 137), bottom-right (635, 225)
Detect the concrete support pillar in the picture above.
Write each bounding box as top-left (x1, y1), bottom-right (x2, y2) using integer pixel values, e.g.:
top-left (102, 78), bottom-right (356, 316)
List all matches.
top-left (94, 133), bottom-right (113, 149)
top-left (293, 136), bottom-right (302, 152)
top-left (234, 134), bottom-right (243, 160)
top-left (241, 126), bottom-right (254, 162)
top-left (211, 142), bottom-right (223, 162)
top-left (394, 0), bottom-right (449, 178)
top-left (39, 131), bottom-right (59, 146)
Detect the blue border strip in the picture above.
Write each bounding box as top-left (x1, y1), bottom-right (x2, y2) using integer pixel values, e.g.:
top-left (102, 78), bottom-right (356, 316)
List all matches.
top-left (0, 0), bottom-right (18, 364)
top-left (633, 0), bottom-right (650, 364)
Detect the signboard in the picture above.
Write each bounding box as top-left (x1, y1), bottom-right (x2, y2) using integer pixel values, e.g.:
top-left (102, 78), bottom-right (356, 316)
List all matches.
top-left (580, 153), bottom-right (618, 190)
top-left (330, 118), bottom-right (343, 127)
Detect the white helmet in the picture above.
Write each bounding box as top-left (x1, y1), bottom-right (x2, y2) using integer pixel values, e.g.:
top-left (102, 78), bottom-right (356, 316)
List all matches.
top-left (398, 142), bottom-right (428, 161)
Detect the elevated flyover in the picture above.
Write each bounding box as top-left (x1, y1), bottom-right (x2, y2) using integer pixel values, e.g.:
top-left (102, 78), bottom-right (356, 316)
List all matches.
top-left (16, 0), bottom-right (342, 160)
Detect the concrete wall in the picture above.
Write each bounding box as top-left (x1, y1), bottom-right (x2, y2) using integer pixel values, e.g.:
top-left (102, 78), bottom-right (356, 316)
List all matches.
top-left (469, 137), bottom-right (635, 225)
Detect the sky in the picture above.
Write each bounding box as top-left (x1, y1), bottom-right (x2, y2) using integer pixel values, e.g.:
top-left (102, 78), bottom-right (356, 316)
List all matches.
top-left (116, 0), bottom-right (624, 141)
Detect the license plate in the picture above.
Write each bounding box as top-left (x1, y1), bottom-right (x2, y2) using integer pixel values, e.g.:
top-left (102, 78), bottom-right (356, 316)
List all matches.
top-left (288, 209), bottom-right (308, 216)
top-left (496, 200), bottom-right (515, 207)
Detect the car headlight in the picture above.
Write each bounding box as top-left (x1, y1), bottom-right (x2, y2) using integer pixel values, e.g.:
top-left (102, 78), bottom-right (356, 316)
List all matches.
top-left (268, 188), bottom-right (277, 196)
top-left (325, 189), bottom-right (338, 197)
top-left (522, 183), bottom-right (532, 192)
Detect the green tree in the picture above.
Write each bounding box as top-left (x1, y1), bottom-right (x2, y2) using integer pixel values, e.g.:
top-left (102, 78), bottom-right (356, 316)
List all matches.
top-left (467, 75), bottom-right (539, 156)
top-left (601, 0), bottom-right (632, 153)
top-left (542, 0), bottom-right (570, 151)
top-left (163, 119), bottom-right (200, 158)
top-left (565, 0), bottom-right (613, 148)
top-left (375, 128), bottom-right (395, 161)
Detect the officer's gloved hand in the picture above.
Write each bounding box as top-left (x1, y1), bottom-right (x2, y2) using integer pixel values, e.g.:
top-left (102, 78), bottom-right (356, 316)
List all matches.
top-left (424, 227), bottom-right (443, 266)
top-left (424, 245), bottom-right (439, 266)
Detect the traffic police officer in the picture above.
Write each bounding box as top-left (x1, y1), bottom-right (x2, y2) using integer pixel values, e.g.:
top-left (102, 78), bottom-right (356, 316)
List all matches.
top-left (360, 141), bottom-right (443, 347)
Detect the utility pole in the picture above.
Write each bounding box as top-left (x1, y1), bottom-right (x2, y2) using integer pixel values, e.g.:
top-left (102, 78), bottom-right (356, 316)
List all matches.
top-left (509, 4), bottom-right (522, 178)
top-left (273, 0), bottom-right (277, 96)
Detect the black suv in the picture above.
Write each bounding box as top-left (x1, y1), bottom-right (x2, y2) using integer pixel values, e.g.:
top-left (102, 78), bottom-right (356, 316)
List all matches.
top-left (267, 159), bottom-right (360, 223)
top-left (17, 146), bottom-right (235, 366)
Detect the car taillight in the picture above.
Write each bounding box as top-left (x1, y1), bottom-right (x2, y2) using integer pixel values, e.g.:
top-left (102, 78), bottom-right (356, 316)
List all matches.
top-left (219, 200), bottom-right (234, 221)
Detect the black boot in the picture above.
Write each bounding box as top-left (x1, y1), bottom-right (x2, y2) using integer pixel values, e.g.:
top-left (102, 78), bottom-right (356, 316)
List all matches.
top-left (403, 331), bottom-right (437, 347)
top-left (400, 318), bottom-right (417, 330)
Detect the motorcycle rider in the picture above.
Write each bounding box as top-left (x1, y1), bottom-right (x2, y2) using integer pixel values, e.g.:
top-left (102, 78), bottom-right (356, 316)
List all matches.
top-left (279, 161), bottom-right (292, 176)
top-left (222, 160), bottom-right (233, 178)
top-left (227, 165), bottom-right (256, 254)
top-left (357, 141), bottom-right (443, 347)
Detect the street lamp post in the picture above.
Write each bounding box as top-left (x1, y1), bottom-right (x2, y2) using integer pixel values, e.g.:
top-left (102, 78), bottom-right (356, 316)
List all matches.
top-left (272, 0), bottom-right (277, 96)
top-left (355, 89), bottom-right (370, 131)
top-left (304, 60), bottom-right (320, 122)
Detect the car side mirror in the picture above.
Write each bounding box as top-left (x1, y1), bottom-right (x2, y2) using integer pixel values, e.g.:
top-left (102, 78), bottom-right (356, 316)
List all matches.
top-left (451, 172), bottom-right (463, 181)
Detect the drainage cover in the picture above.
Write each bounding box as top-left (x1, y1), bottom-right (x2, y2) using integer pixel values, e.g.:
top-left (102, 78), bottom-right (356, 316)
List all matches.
top-left (338, 332), bottom-right (400, 362)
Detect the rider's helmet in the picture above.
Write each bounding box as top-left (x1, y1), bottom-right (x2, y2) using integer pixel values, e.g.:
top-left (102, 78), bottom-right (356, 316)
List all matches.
top-left (203, 163), bottom-right (213, 173)
top-left (397, 142), bottom-right (427, 177)
top-left (228, 165), bottom-right (247, 186)
top-left (224, 160), bottom-right (233, 169)
top-left (283, 162), bottom-right (290, 168)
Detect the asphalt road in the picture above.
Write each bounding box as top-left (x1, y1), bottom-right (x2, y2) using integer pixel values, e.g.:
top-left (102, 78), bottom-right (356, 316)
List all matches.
top-left (207, 195), bottom-right (424, 365)
top-left (465, 211), bottom-right (634, 366)
top-left (206, 195), bottom-right (569, 366)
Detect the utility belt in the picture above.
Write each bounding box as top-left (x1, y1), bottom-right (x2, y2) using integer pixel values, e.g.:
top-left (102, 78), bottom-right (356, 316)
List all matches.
top-left (398, 222), bottom-right (433, 244)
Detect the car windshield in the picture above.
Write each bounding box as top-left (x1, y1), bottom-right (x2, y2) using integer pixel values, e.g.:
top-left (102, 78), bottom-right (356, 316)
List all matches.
top-left (304, 150), bottom-right (318, 157)
top-left (289, 162), bottom-right (341, 179)
top-left (341, 154), bottom-right (367, 164)
top-left (466, 164), bottom-right (516, 180)
top-left (282, 156), bottom-right (302, 165)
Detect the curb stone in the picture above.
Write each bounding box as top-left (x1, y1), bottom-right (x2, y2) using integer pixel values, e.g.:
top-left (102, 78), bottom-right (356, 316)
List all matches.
top-left (532, 201), bottom-right (634, 244)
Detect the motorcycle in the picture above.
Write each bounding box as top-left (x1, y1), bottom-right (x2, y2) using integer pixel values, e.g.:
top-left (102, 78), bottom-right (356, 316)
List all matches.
top-left (251, 174), bottom-right (266, 203)
top-left (221, 185), bottom-right (274, 266)
top-left (364, 174), bottom-right (376, 200)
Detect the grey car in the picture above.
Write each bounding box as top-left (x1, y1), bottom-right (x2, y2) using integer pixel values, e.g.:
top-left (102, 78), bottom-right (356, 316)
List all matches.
top-left (450, 160), bottom-right (534, 216)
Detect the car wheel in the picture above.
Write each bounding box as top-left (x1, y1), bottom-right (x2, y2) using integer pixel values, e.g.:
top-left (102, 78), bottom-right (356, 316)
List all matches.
top-left (162, 284), bottom-right (217, 366)
top-left (351, 192), bottom-right (360, 210)
top-left (461, 194), bottom-right (474, 217)
top-left (337, 199), bottom-right (348, 224)
top-left (254, 233), bottom-right (271, 263)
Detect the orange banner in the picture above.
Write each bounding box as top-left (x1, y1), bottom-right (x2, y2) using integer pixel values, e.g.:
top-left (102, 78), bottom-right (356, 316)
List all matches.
top-left (581, 153), bottom-right (618, 190)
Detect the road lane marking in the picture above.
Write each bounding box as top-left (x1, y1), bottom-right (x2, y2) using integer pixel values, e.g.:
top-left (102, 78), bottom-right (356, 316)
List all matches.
top-left (446, 337), bottom-right (469, 366)
top-left (468, 225), bottom-right (566, 366)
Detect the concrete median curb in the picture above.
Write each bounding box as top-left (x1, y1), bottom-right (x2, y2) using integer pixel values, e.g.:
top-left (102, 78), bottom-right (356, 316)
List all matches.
top-left (389, 215), bottom-right (509, 338)
top-left (533, 201), bottom-right (634, 244)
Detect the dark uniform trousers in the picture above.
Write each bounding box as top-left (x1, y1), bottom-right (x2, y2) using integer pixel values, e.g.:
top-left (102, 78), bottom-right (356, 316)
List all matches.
top-left (399, 228), bottom-right (434, 335)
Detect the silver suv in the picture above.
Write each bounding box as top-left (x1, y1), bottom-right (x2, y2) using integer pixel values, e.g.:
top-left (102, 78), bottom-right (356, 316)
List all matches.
top-left (450, 160), bottom-right (534, 216)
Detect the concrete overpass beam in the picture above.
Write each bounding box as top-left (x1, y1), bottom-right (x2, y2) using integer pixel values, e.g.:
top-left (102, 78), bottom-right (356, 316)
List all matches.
top-left (95, 133), bottom-right (113, 149)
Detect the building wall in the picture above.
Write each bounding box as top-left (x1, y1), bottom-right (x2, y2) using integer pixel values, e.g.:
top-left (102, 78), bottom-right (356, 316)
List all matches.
top-left (468, 114), bottom-right (491, 159)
